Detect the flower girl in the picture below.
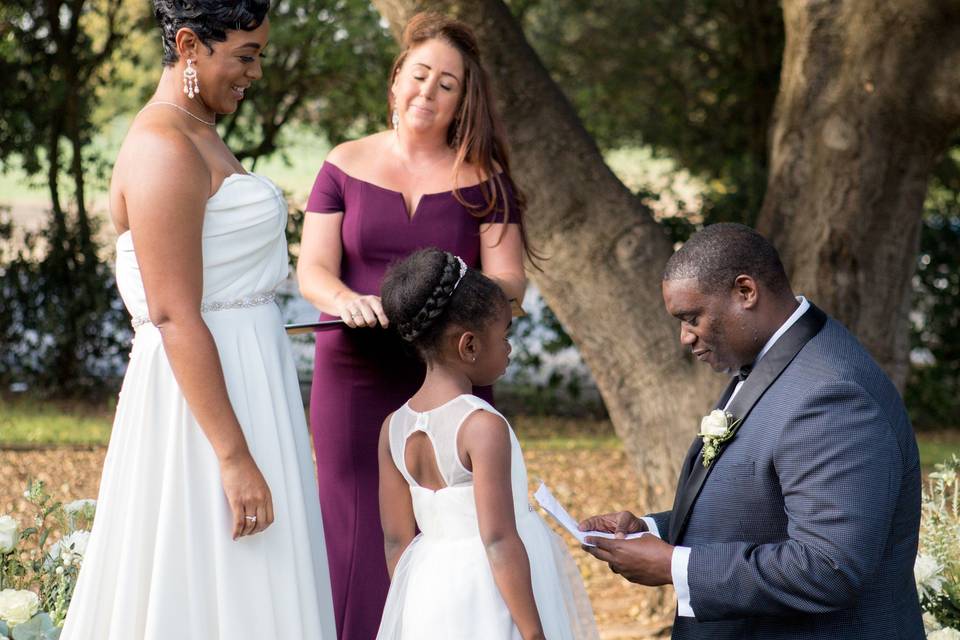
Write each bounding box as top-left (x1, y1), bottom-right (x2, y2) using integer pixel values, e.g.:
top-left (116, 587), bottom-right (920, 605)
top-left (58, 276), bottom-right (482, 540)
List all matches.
top-left (376, 248), bottom-right (598, 640)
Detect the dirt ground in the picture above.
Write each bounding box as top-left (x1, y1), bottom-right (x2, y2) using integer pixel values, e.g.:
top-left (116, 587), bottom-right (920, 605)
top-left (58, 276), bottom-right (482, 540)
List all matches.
top-left (0, 446), bottom-right (673, 639)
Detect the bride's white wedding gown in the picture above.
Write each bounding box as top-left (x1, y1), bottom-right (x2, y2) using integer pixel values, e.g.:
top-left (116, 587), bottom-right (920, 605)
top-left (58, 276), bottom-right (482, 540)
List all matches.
top-left (61, 173), bottom-right (336, 639)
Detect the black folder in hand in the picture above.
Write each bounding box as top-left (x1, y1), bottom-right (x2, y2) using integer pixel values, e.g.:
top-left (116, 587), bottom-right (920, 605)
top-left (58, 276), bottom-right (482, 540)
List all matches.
top-left (284, 320), bottom-right (346, 335)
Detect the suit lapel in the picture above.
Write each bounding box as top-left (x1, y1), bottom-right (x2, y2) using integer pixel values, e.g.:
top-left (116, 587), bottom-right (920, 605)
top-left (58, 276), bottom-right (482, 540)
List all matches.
top-left (666, 376), bottom-right (738, 540)
top-left (666, 304), bottom-right (827, 545)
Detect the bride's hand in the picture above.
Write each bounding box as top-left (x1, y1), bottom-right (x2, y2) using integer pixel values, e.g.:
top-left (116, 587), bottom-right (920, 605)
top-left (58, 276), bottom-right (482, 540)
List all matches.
top-left (220, 453), bottom-right (275, 539)
top-left (337, 292), bottom-right (389, 328)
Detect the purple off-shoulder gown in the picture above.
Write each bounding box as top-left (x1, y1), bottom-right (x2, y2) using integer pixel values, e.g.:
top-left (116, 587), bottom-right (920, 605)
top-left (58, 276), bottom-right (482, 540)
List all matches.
top-left (305, 161), bottom-right (518, 640)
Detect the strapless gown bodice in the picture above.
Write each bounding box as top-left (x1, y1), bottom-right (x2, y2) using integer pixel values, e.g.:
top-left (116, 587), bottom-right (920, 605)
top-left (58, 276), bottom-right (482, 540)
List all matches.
top-left (115, 173), bottom-right (289, 322)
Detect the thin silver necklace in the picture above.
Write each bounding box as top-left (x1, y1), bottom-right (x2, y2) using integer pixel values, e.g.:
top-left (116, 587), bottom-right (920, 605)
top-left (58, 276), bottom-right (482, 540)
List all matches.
top-left (140, 101), bottom-right (216, 127)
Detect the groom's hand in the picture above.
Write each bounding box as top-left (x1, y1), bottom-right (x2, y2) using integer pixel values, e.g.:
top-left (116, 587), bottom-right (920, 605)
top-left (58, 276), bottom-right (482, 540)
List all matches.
top-left (582, 535), bottom-right (674, 586)
top-left (578, 511), bottom-right (647, 537)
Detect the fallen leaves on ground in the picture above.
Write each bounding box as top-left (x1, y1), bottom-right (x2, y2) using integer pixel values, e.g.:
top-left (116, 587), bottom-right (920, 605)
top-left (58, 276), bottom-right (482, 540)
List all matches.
top-left (1, 446), bottom-right (673, 639)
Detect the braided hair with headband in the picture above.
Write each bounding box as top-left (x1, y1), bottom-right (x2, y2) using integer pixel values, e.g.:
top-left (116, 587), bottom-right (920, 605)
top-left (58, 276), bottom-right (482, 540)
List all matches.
top-left (381, 248), bottom-right (508, 361)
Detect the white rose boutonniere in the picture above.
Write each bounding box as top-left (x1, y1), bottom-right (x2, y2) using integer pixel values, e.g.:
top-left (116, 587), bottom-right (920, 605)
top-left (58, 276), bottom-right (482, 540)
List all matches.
top-left (698, 409), bottom-right (743, 468)
top-left (0, 516), bottom-right (17, 554)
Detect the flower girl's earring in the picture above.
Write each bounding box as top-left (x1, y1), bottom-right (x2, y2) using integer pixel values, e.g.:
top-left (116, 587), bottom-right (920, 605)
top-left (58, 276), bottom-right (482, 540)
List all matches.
top-left (392, 109), bottom-right (400, 131)
top-left (183, 59), bottom-right (199, 99)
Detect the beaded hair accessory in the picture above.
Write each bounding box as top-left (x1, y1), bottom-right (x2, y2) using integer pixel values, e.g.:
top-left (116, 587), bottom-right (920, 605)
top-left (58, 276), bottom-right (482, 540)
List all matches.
top-left (452, 256), bottom-right (468, 290)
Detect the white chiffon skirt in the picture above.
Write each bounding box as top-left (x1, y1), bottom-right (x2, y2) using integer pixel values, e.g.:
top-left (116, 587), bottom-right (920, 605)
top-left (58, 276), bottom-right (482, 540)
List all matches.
top-left (61, 305), bottom-right (336, 639)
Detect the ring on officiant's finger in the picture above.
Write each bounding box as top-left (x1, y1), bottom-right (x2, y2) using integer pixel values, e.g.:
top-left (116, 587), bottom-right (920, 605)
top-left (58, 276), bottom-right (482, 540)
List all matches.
top-left (244, 515), bottom-right (257, 522)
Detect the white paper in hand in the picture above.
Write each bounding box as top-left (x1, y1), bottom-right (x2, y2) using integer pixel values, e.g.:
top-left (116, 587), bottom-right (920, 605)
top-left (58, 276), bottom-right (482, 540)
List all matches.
top-left (533, 482), bottom-right (647, 547)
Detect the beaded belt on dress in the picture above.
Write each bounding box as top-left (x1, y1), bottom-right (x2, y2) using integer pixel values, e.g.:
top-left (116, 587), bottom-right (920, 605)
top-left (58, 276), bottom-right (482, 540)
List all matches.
top-left (130, 291), bottom-right (277, 329)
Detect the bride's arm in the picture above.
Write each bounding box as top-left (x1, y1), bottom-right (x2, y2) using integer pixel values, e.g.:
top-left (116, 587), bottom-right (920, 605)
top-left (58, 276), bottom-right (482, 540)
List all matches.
top-left (121, 128), bottom-right (273, 540)
top-left (378, 415), bottom-right (416, 577)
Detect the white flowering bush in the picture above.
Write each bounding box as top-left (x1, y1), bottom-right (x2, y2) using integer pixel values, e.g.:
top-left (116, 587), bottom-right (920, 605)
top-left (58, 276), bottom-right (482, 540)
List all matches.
top-left (918, 455), bottom-right (960, 637)
top-left (0, 481), bottom-right (96, 639)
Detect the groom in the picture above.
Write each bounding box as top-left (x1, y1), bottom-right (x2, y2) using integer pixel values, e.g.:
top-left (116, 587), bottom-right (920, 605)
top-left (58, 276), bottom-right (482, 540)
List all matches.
top-left (581, 224), bottom-right (924, 639)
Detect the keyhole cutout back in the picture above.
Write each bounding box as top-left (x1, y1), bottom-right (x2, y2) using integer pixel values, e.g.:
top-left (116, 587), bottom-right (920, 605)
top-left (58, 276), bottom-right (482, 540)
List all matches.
top-left (404, 430), bottom-right (447, 491)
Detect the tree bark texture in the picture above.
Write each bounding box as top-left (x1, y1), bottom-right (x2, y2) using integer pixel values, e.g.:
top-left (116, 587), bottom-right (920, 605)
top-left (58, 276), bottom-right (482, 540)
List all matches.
top-left (372, 0), bottom-right (725, 511)
top-left (758, 0), bottom-right (960, 389)
top-left (371, 0), bottom-right (960, 505)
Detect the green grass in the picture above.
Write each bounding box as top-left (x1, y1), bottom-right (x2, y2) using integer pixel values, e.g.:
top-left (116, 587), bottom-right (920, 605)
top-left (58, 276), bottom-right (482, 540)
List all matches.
top-left (3, 397), bottom-right (958, 469)
top-left (0, 396), bottom-right (114, 447)
top-left (918, 432), bottom-right (960, 469)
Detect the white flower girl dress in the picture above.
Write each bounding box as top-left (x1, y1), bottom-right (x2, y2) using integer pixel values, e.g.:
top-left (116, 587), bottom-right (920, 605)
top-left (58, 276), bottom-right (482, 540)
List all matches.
top-left (377, 394), bottom-right (598, 640)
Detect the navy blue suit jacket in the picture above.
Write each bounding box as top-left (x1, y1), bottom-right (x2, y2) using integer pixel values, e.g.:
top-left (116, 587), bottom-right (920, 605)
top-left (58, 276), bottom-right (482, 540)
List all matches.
top-left (651, 306), bottom-right (924, 639)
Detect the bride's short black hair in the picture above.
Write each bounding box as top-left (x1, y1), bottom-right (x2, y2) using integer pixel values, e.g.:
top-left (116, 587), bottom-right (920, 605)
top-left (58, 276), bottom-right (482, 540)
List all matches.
top-left (381, 248), bottom-right (508, 362)
top-left (154, 0), bottom-right (270, 66)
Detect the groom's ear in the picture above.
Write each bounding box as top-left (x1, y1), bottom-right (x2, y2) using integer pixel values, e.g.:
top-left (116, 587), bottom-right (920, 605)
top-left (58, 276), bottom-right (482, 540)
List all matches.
top-left (733, 275), bottom-right (760, 309)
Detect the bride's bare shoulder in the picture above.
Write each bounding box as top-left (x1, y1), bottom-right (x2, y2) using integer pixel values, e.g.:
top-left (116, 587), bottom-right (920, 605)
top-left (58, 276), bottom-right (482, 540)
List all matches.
top-left (113, 113), bottom-right (208, 204)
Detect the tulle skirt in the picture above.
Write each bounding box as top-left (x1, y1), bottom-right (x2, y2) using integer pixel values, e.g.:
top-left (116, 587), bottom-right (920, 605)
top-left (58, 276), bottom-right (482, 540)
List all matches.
top-left (377, 508), bottom-right (599, 640)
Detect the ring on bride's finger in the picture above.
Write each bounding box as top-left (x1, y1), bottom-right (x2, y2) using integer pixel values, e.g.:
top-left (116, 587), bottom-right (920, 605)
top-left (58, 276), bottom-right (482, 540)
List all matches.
top-left (244, 515), bottom-right (257, 522)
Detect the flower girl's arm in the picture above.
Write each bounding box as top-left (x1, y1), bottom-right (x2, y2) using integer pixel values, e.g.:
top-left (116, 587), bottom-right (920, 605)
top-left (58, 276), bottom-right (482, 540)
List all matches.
top-left (464, 411), bottom-right (546, 640)
top-left (378, 416), bottom-right (416, 578)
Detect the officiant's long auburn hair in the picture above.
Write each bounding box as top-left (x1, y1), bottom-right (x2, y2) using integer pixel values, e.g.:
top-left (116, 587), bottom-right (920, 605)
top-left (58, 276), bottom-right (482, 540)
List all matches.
top-left (387, 12), bottom-right (541, 265)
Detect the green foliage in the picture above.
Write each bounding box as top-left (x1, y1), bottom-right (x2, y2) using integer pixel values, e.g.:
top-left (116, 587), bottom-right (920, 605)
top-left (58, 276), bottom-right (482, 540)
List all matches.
top-left (0, 482), bottom-right (93, 631)
top-left (10, 612), bottom-right (60, 640)
top-left (907, 152), bottom-right (960, 430)
top-left (0, 212), bottom-right (129, 398)
top-left (221, 0), bottom-right (396, 164)
top-left (512, 0), bottom-right (784, 224)
top-left (918, 456), bottom-right (960, 631)
top-left (0, 0), bottom-right (131, 207)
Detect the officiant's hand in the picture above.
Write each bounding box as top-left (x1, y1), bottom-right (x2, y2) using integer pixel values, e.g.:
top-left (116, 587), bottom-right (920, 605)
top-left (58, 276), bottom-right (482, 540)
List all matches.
top-left (578, 510), bottom-right (647, 537)
top-left (336, 292), bottom-right (388, 328)
top-left (582, 535), bottom-right (674, 586)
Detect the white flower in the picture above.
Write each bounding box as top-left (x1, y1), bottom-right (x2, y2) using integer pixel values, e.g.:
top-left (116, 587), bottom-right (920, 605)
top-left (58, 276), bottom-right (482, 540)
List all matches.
top-left (925, 612), bottom-right (943, 633)
top-left (0, 516), bottom-right (17, 554)
top-left (699, 410), bottom-right (730, 437)
top-left (64, 499), bottom-right (96, 516)
top-left (46, 530), bottom-right (91, 568)
top-left (0, 589), bottom-right (39, 626)
top-left (928, 628), bottom-right (960, 640)
top-left (915, 553), bottom-right (946, 599)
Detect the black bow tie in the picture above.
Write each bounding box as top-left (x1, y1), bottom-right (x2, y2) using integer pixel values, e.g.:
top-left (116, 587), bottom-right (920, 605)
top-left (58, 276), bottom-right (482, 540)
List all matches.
top-left (737, 365), bottom-right (753, 382)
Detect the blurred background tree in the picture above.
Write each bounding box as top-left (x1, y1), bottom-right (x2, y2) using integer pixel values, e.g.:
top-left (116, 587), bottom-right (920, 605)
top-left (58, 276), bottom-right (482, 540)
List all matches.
top-left (1, 0), bottom-right (958, 441)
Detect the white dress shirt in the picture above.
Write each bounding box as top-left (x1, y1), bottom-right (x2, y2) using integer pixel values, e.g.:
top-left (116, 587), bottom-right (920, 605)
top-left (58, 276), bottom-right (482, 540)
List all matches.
top-left (647, 297), bottom-right (810, 617)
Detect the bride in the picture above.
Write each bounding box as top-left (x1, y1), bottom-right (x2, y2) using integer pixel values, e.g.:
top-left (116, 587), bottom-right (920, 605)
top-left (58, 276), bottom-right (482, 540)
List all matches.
top-left (61, 1), bottom-right (335, 637)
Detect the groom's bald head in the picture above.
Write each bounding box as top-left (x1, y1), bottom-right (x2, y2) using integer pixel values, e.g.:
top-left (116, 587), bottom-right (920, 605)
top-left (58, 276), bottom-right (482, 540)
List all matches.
top-left (663, 223), bottom-right (791, 297)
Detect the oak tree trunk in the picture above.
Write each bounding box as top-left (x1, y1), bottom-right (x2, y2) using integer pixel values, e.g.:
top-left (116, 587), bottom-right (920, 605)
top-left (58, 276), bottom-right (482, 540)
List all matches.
top-left (758, 0), bottom-right (960, 389)
top-left (372, 0), bottom-right (724, 512)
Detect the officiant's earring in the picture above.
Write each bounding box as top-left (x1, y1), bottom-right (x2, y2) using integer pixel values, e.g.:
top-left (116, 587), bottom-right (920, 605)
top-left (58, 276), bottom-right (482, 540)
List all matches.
top-left (183, 59), bottom-right (199, 99)
top-left (392, 109), bottom-right (400, 131)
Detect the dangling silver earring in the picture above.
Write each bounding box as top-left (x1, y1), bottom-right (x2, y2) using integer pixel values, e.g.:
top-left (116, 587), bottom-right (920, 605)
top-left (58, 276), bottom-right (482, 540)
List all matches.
top-left (391, 109), bottom-right (400, 131)
top-left (183, 59), bottom-right (199, 99)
